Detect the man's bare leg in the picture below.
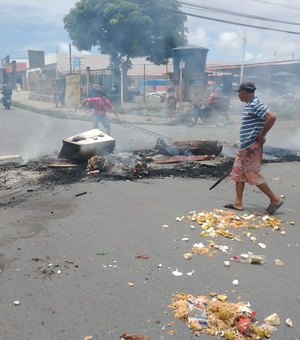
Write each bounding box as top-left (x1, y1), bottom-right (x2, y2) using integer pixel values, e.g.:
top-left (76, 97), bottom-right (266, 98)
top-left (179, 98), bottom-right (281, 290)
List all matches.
top-left (233, 181), bottom-right (245, 210)
top-left (256, 182), bottom-right (281, 205)
top-left (224, 182), bottom-right (244, 211)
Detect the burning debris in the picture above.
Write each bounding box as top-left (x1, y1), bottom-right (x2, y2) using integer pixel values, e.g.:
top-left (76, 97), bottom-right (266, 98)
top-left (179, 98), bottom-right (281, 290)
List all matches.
top-left (155, 138), bottom-right (223, 156)
top-left (1, 132), bottom-right (299, 193)
top-left (58, 129), bottom-right (115, 161)
top-left (86, 155), bottom-right (110, 173)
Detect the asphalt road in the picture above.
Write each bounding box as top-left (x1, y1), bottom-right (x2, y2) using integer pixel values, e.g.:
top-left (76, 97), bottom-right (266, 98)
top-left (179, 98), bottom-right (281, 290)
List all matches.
top-left (0, 105), bottom-right (300, 339)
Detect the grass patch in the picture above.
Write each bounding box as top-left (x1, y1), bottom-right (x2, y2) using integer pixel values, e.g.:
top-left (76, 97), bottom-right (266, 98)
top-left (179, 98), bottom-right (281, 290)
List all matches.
top-left (12, 101), bottom-right (90, 121)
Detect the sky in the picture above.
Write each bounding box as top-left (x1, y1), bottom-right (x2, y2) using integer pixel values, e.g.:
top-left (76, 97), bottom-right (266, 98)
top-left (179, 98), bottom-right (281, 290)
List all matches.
top-left (1, 0), bottom-right (300, 65)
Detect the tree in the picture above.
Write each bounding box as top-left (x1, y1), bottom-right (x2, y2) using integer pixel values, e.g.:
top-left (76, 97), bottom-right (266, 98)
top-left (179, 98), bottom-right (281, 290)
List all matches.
top-left (64, 0), bottom-right (187, 98)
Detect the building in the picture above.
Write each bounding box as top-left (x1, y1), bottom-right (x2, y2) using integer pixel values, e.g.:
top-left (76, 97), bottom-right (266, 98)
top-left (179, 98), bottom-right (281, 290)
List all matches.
top-left (206, 59), bottom-right (300, 95)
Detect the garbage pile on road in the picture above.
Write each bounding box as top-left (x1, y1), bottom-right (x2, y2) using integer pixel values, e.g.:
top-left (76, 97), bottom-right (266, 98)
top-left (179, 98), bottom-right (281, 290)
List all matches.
top-left (176, 209), bottom-right (284, 257)
top-left (166, 207), bottom-right (295, 338)
top-left (169, 292), bottom-right (281, 339)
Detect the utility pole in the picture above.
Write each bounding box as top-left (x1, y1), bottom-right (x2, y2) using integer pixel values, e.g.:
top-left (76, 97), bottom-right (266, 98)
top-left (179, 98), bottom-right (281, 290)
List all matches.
top-left (179, 58), bottom-right (185, 109)
top-left (120, 56), bottom-right (126, 107)
top-left (240, 31), bottom-right (246, 84)
top-left (69, 44), bottom-right (72, 74)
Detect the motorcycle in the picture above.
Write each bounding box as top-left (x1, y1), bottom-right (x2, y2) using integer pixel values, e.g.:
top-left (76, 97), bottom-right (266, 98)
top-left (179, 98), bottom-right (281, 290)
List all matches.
top-left (182, 96), bottom-right (230, 127)
top-left (2, 94), bottom-right (11, 110)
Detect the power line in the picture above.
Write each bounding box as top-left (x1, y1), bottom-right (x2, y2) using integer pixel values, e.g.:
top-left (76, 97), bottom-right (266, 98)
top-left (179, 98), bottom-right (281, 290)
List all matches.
top-left (130, 0), bottom-right (300, 35)
top-left (178, 1), bottom-right (300, 26)
top-left (252, 0), bottom-right (300, 12)
top-left (181, 10), bottom-right (300, 35)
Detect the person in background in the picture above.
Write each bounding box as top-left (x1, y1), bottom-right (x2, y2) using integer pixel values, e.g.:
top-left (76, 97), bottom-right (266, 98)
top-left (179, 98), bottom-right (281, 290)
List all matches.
top-left (204, 86), bottom-right (222, 107)
top-left (81, 89), bottom-right (119, 135)
top-left (1, 84), bottom-right (12, 108)
top-left (223, 81), bottom-right (283, 214)
top-left (58, 84), bottom-right (65, 107)
top-left (166, 87), bottom-right (177, 121)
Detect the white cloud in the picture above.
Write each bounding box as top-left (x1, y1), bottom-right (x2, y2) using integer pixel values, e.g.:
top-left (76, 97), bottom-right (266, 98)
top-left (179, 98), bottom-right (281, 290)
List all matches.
top-left (188, 27), bottom-right (210, 47)
top-left (216, 31), bottom-right (239, 50)
top-left (0, 0), bottom-right (77, 26)
top-left (2, 0), bottom-right (300, 62)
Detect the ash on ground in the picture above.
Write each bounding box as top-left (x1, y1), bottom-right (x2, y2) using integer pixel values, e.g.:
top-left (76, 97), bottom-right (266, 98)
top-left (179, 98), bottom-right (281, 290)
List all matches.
top-left (1, 141), bottom-right (299, 193)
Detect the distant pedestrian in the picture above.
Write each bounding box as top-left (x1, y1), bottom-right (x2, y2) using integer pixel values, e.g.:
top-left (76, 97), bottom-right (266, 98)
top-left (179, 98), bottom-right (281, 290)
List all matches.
top-left (81, 90), bottom-right (119, 135)
top-left (53, 85), bottom-right (59, 108)
top-left (166, 87), bottom-right (177, 121)
top-left (224, 81), bottom-right (283, 214)
top-left (58, 85), bottom-right (65, 107)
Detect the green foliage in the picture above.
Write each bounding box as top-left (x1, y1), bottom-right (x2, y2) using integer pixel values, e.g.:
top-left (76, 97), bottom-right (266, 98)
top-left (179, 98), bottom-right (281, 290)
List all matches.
top-left (64, 0), bottom-right (187, 64)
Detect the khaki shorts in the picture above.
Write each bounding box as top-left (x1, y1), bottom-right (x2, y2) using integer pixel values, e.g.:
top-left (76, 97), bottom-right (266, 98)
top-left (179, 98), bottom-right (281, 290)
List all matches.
top-left (230, 142), bottom-right (265, 185)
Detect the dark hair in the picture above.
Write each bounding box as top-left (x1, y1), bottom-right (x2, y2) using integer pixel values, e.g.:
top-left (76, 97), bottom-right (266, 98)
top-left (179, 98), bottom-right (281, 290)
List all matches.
top-left (236, 81), bottom-right (256, 93)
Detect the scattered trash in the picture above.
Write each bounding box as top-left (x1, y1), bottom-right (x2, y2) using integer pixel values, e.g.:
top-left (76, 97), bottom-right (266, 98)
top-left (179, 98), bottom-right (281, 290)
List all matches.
top-left (183, 253), bottom-right (193, 260)
top-left (275, 259), bottom-right (284, 266)
top-left (181, 237), bottom-right (190, 241)
top-left (14, 300), bottom-right (21, 306)
top-left (75, 191), bottom-right (87, 197)
top-left (128, 282), bottom-right (135, 287)
top-left (192, 242), bottom-right (213, 255)
top-left (86, 155), bottom-right (109, 173)
top-left (237, 309), bottom-right (254, 336)
top-left (233, 253), bottom-right (265, 265)
top-left (280, 230), bottom-right (286, 235)
top-left (187, 296), bottom-right (208, 328)
top-left (258, 243), bottom-right (266, 249)
top-left (172, 269), bottom-right (183, 277)
top-left (120, 333), bottom-right (152, 340)
top-left (264, 313), bottom-right (281, 326)
top-left (185, 209), bottom-right (283, 242)
top-left (187, 270), bottom-right (195, 276)
top-left (285, 318), bottom-right (293, 327)
top-left (157, 263), bottom-right (162, 268)
top-left (224, 261), bottom-right (230, 267)
top-left (217, 294), bottom-right (227, 301)
top-left (83, 336), bottom-right (93, 340)
top-left (290, 221), bottom-right (295, 225)
top-left (249, 254), bottom-right (265, 264)
top-left (232, 279), bottom-right (239, 286)
top-left (162, 224), bottom-right (169, 228)
top-left (169, 293), bottom-right (272, 338)
top-left (96, 251), bottom-right (108, 256)
top-left (176, 216), bottom-right (185, 222)
top-left (135, 255), bottom-right (149, 259)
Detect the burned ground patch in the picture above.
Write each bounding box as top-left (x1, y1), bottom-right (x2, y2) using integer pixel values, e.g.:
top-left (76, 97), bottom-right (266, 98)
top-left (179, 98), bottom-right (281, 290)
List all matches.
top-left (0, 143), bottom-right (299, 195)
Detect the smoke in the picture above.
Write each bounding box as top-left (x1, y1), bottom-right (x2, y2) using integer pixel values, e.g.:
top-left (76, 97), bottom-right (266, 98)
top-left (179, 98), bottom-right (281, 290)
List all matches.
top-left (20, 119), bottom-right (56, 163)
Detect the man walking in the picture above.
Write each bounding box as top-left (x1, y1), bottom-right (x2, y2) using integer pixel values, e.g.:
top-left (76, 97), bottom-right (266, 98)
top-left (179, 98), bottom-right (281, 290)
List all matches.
top-left (81, 90), bottom-right (119, 135)
top-left (224, 81), bottom-right (283, 214)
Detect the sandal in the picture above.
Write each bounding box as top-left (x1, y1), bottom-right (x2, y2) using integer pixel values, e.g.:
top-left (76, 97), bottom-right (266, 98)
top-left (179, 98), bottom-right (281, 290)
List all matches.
top-left (266, 201), bottom-right (284, 214)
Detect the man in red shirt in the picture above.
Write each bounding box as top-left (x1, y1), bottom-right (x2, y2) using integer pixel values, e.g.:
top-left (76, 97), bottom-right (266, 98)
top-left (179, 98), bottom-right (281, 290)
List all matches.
top-left (81, 90), bottom-right (119, 135)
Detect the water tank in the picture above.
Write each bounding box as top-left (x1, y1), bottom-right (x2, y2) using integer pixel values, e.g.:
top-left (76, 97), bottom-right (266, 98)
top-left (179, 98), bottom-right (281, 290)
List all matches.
top-left (171, 45), bottom-right (209, 101)
top-left (171, 45), bottom-right (209, 81)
